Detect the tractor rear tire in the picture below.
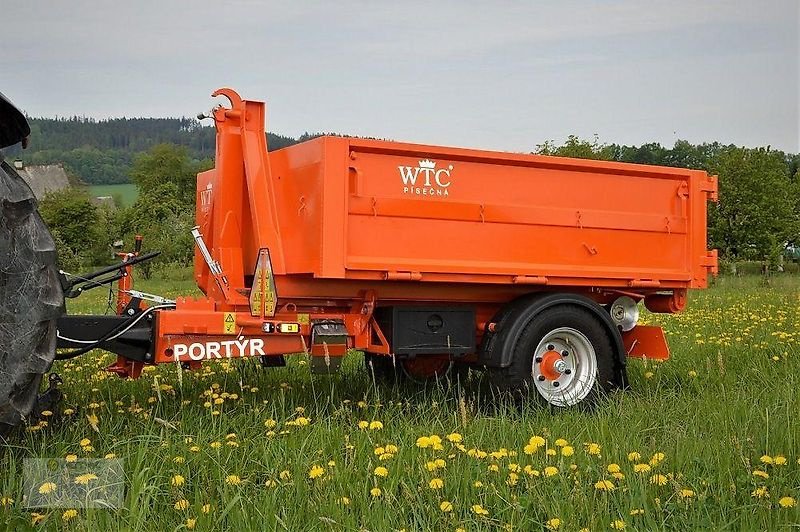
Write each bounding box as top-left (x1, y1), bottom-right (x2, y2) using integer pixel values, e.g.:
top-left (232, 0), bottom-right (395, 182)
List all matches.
top-left (0, 159), bottom-right (64, 437)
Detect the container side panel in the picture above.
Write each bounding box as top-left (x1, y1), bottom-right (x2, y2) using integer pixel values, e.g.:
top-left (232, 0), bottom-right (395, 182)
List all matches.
top-left (344, 144), bottom-right (701, 286)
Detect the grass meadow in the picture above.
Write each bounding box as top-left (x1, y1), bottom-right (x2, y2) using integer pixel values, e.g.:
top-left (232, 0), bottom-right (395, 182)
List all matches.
top-left (0, 271), bottom-right (798, 531)
top-left (88, 184), bottom-right (139, 207)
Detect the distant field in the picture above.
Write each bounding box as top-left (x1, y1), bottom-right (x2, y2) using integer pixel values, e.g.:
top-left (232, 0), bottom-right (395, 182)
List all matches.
top-left (88, 183), bottom-right (138, 206)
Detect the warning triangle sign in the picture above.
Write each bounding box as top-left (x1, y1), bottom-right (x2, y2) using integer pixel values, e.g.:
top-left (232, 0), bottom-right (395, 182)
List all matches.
top-left (225, 314), bottom-right (235, 323)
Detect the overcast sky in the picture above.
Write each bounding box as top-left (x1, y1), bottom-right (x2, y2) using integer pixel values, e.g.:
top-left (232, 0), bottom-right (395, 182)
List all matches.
top-left (3, 1), bottom-right (799, 153)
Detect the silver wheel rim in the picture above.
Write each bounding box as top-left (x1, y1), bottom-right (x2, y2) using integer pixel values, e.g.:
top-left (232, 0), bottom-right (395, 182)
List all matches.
top-left (531, 327), bottom-right (597, 407)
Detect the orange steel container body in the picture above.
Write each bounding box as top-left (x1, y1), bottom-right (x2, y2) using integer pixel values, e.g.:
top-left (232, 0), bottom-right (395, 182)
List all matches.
top-left (263, 137), bottom-right (718, 294)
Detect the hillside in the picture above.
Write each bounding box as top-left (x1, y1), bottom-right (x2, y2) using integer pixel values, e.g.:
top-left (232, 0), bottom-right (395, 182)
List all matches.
top-left (3, 117), bottom-right (299, 184)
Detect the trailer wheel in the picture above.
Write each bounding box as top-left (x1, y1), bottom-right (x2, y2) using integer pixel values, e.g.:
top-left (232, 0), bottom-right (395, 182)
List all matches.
top-left (0, 160), bottom-right (64, 437)
top-left (365, 353), bottom-right (465, 386)
top-left (489, 305), bottom-right (615, 407)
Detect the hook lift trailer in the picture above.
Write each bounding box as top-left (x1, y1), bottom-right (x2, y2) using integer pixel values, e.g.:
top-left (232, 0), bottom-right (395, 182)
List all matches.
top-left (0, 88), bottom-right (718, 435)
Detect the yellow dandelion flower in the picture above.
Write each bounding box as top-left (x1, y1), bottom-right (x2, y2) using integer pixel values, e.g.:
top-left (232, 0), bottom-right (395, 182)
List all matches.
top-left (174, 499), bottom-right (190, 511)
top-left (607, 463), bottom-right (621, 473)
top-left (280, 470), bottom-right (291, 481)
top-left (633, 463), bottom-right (651, 473)
top-left (610, 519), bottom-right (626, 530)
top-left (507, 472), bottom-right (519, 486)
top-left (374, 466), bottom-right (389, 477)
top-left (687, 370), bottom-right (697, 378)
top-left (65, 454), bottom-right (78, 463)
top-left (644, 371), bottom-right (654, 379)
top-left (649, 474), bottom-right (668, 486)
top-left (488, 464), bottom-right (500, 472)
top-left (774, 455), bottom-right (787, 466)
top-left (171, 475), bottom-right (185, 487)
top-left (0, 496), bottom-right (13, 507)
top-left (612, 472), bottom-right (625, 480)
top-left (201, 504), bottom-right (211, 514)
top-left (38, 482), bottom-right (57, 495)
top-left (358, 420), bottom-right (369, 430)
top-left (374, 446), bottom-right (386, 456)
top-left (440, 500), bottom-right (453, 512)
top-left (338, 496), bottom-right (351, 506)
top-left (79, 438), bottom-right (91, 447)
top-left (369, 420), bottom-right (383, 430)
top-left (585, 443), bottom-right (601, 456)
top-left (385, 444), bottom-right (399, 454)
top-left (594, 479), bottom-right (615, 491)
top-left (529, 435), bottom-right (546, 446)
top-left (189, 446), bottom-right (200, 453)
top-left (751, 486), bottom-right (769, 499)
top-left (561, 446), bottom-right (574, 457)
top-left (629, 508), bottom-right (645, 516)
top-left (429, 478), bottom-right (444, 489)
top-left (752, 470), bottom-right (769, 479)
top-left (627, 452), bottom-right (641, 462)
top-left (544, 466), bottom-right (559, 477)
top-left (416, 436), bottom-right (431, 448)
top-left (104, 453), bottom-right (116, 460)
top-left (31, 512), bottom-right (46, 525)
top-left (546, 517), bottom-right (561, 530)
top-left (446, 433), bottom-right (462, 443)
top-left (309, 465), bottom-right (325, 479)
top-left (524, 465), bottom-right (540, 477)
top-left (760, 455), bottom-right (773, 465)
top-left (370, 487), bottom-right (382, 497)
top-left (471, 504), bottom-right (489, 516)
top-left (778, 496), bottom-right (796, 508)
top-left (186, 518), bottom-right (197, 530)
top-left (379, 453), bottom-right (394, 461)
top-left (62, 509), bottom-right (78, 521)
top-left (73, 473), bottom-right (98, 485)
top-left (225, 475), bottom-right (241, 486)
top-left (264, 419), bottom-right (276, 428)
top-left (209, 442), bottom-right (222, 449)
top-left (679, 489), bottom-right (695, 499)
top-left (649, 452), bottom-right (665, 465)
top-left (554, 438), bottom-right (568, 447)
top-left (546, 448), bottom-right (557, 456)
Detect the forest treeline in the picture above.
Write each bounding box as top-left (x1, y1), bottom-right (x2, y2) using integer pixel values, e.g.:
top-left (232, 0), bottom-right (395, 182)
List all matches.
top-left (3, 116), bottom-right (300, 184)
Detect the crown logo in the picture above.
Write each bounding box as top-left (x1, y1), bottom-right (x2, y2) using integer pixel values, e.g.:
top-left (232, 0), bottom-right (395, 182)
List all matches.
top-left (419, 159), bottom-right (436, 169)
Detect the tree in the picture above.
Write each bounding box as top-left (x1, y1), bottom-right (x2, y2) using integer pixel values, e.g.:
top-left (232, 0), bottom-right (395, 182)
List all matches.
top-left (118, 143), bottom-right (212, 269)
top-left (707, 146), bottom-right (799, 267)
top-left (536, 135), bottom-right (615, 161)
top-left (38, 188), bottom-right (112, 267)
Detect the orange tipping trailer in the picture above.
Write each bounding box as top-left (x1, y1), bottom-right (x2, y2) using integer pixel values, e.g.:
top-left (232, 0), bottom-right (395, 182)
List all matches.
top-left (58, 88), bottom-right (718, 408)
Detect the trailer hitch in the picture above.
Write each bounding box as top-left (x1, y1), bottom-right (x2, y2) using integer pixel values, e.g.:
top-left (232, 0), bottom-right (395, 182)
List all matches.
top-left (59, 250), bottom-right (161, 298)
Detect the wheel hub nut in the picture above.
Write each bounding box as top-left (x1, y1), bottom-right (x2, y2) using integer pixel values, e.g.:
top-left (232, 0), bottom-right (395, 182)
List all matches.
top-left (553, 359), bottom-right (567, 373)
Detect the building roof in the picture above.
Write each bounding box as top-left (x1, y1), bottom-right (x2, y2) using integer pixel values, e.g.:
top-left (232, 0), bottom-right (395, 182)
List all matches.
top-left (14, 162), bottom-right (71, 200)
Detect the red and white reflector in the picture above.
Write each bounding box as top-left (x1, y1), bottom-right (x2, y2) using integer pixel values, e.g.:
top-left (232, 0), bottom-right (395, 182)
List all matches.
top-left (250, 248), bottom-right (277, 317)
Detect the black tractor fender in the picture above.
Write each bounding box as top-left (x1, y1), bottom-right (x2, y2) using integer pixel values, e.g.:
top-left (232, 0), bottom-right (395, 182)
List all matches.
top-left (0, 91), bottom-right (31, 149)
top-left (477, 292), bottom-right (628, 388)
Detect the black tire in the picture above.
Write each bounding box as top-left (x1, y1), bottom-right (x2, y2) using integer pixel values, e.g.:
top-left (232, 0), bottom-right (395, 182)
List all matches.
top-left (488, 304), bottom-right (615, 408)
top-left (0, 159), bottom-right (64, 437)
